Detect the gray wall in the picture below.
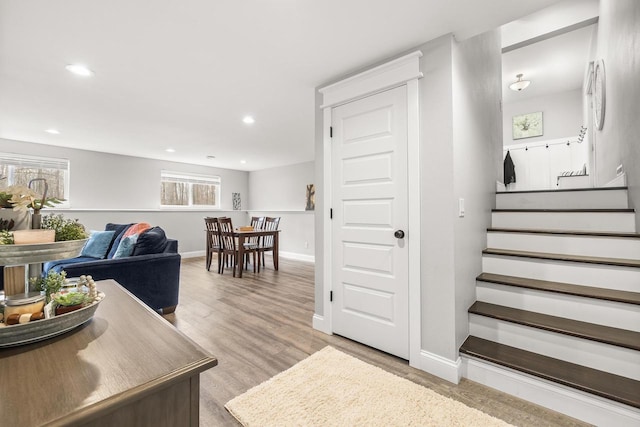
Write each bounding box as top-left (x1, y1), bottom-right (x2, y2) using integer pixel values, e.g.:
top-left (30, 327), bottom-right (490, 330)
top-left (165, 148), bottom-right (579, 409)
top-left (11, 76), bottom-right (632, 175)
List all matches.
top-left (248, 161), bottom-right (315, 259)
top-left (1, 137), bottom-right (248, 253)
top-left (503, 89), bottom-right (582, 146)
top-left (417, 35), bottom-right (456, 360)
top-left (1, 137), bottom-right (318, 257)
top-left (594, 0), bottom-right (640, 228)
top-left (452, 30), bottom-right (502, 356)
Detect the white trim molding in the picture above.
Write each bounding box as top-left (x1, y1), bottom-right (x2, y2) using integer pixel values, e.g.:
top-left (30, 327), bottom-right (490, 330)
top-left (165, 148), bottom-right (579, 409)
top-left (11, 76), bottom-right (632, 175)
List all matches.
top-left (312, 314), bottom-right (332, 335)
top-left (317, 50), bottom-right (422, 371)
top-left (277, 251), bottom-right (315, 263)
top-left (319, 51), bottom-right (423, 109)
top-left (463, 357), bottom-right (640, 427)
top-left (604, 171), bottom-right (627, 187)
top-left (180, 250), bottom-right (206, 259)
top-left (419, 350), bottom-right (462, 384)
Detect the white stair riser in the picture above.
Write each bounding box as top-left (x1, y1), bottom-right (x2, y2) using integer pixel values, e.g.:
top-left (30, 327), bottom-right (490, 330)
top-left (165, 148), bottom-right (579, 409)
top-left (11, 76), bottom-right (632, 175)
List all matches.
top-left (476, 282), bottom-right (640, 332)
top-left (463, 358), bottom-right (640, 427)
top-left (496, 189), bottom-right (629, 210)
top-left (492, 211), bottom-right (636, 233)
top-left (470, 315), bottom-right (640, 380)
top-left (487, 232), bottom-right (640, 259)
top-left (482, 255), bottom-right (640, 292)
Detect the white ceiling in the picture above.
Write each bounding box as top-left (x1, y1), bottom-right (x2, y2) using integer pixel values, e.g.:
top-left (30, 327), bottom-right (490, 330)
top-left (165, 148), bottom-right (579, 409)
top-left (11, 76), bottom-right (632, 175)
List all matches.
top-left (502, 24), bottom-right (596, 104)
top-left (0, 0), bottom-right (562, 171)
top-left (501, 0), bottom-right (599, 103)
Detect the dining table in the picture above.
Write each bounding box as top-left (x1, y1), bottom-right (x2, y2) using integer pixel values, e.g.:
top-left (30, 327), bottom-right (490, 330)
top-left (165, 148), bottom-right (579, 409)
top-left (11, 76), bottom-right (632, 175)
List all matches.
top-left (236, 229), bottom-right (280, 278)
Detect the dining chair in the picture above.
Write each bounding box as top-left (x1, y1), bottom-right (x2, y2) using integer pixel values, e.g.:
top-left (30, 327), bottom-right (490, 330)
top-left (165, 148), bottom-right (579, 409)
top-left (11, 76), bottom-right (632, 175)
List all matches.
top-left (218, 217), bottom-right (258, 276)
top-left (258, 216), bottom-right (280, 268)
top-left (204, 217), bottom-right (223, 273)
top-left (245, 216), bottom-right (264, 250)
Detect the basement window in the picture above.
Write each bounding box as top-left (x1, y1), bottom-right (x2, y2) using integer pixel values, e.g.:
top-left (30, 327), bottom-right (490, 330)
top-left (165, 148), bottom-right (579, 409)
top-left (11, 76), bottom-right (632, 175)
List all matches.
top-left (160, 171), bottom-right (221, 209)
top-left (0, 152), bottom-right (70, 208)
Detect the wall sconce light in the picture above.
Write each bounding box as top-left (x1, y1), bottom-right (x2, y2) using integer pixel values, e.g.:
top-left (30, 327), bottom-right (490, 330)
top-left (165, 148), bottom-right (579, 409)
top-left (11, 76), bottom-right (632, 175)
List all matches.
top-left (509, 73), bottom-right (531, 91)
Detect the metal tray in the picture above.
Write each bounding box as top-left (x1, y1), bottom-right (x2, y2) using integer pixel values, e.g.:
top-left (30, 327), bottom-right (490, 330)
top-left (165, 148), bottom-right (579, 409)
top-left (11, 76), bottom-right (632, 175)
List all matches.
top-left (0, 238), bottom-right (88, 266)
top-left (0, 291), bottom-right (104, 347)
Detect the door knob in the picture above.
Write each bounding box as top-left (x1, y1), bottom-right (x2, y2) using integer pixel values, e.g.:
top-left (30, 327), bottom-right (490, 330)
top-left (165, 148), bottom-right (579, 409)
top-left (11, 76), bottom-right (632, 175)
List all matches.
top-left (394, 230), bottom-right (405, 239)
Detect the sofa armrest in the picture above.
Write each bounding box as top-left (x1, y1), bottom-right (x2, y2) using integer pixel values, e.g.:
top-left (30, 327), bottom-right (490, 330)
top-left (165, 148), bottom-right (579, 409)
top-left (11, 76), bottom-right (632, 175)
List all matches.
top-left (56, 253), bottom-right (181, 311)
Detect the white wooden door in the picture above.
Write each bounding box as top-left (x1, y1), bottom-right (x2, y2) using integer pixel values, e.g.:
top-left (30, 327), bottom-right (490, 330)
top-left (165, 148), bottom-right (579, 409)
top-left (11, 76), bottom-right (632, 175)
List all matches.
top-left (331, 85), bottom-right (409, 359)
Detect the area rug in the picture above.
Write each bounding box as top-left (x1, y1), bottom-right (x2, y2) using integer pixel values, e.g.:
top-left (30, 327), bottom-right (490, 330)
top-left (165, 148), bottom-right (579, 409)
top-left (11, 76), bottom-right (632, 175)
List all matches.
top-left (225, 346), bottom-right (513, 426)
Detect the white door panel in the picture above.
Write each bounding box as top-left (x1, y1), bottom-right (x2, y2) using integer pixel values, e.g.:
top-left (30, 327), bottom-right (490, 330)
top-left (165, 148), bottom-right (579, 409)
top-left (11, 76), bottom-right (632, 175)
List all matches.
top-left (332, 85), bottom-right (409, 359)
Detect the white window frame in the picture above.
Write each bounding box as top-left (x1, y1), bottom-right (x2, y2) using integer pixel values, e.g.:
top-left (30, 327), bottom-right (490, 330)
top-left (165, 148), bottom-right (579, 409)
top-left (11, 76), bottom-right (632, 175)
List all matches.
top-left (160, 170), bottom-right (221, 209)
top-left (0, 152), bottom-right (71, 209)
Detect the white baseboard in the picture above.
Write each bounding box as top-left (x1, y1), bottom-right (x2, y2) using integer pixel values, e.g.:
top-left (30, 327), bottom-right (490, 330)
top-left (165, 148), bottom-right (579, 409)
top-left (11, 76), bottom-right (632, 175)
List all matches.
top-left (179, 250), bottom-right (314, 262)
top-left (312, 314), bottom-right (331, 334)
top-left (180, 250), bottom-right (206, 259)
top-left (604, 172), bottom-right (627, 187)
top-left (418, 350), bottom-right (461, 384)
top-left (463, 357), bottom-right (640, 427)
top-left (277, 251), bottom-right (315, 263)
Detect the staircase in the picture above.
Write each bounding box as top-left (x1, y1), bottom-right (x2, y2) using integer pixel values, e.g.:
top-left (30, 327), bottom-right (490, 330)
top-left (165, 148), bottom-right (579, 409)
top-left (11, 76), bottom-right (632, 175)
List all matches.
top-left (460, 187), bottom-right (640, 426)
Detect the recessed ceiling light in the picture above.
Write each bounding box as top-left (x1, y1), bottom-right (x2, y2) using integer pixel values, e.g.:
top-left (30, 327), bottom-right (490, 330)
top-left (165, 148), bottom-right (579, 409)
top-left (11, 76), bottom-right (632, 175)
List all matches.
top-left (242, 116), bottom-right (255, 125)
top-left (166, 148), bottom-right (176, 153)
top-left (206, 155), bottom-right (216, 159)
top-left (45, 129), bottom-right (60, 134)
top-left (65, 64), bottom-right (94, 77)
top-left (240, 160), bottom-right (247, 164)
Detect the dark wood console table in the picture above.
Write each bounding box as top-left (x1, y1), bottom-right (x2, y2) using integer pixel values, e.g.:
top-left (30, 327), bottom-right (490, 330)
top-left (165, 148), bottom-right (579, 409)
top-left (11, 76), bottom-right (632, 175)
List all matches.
top-left (0, 280), bottom-right (217, 426)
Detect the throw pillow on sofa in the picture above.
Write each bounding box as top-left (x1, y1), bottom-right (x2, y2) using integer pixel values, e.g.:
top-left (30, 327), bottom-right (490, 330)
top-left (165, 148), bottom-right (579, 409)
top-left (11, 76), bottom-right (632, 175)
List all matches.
top-left (132, 226), bottom-right (168, 256)
top-left (113, 235), bottom-right (138, 258)
top-left (111, 222), bottom-right (151, 258)
top-left (105, 223), bottom-right (133, 259)
top-left (81, 230), bottom-right (116, 259)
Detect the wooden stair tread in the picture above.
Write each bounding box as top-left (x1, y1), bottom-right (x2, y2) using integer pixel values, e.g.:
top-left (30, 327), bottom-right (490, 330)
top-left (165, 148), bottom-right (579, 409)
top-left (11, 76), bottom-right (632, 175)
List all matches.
top-left (496, 187), bottom-right (627, 195)
top-left (492, 208), bottom-right (634, 213)
top-left (487, 227), bottom-right (640, 239)
top-left (476, 273), bottom-right (640, 305)
top-left (482, 248), bottom-right (640, 268)
top-left (460, 336), bottom-right (640, 409)
top-left (469, 301), bottom-right (640, 351)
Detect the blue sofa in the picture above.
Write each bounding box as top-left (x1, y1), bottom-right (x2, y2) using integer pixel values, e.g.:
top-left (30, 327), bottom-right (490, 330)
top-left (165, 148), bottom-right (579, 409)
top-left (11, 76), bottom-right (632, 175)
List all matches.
top-left (44, 223), bottom-right (181, 314)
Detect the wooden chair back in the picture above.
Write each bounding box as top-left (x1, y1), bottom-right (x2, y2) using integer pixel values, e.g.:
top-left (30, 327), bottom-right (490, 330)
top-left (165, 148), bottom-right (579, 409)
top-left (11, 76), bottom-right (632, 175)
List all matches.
top-left (217, 217), bottom-right (236, 251)
top-left (250, 216), bottom-right (265, 229)
top-left (204, 217), bottom-right (222, 249)
top-left (261, 216), bottom-right (280, 248)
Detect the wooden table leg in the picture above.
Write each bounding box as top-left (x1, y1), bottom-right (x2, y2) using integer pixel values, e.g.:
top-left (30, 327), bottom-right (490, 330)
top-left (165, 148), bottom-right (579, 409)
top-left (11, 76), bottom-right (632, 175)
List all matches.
top-left (237, 234), bottom-right (245, 278)
top-left (273, 231), bottom-right (279, 271)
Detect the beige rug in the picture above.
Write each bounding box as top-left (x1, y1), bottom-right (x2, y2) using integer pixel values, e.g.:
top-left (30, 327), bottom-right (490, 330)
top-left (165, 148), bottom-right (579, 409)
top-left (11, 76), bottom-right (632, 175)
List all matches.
top-left (225, 346), bottom-right (513, 426)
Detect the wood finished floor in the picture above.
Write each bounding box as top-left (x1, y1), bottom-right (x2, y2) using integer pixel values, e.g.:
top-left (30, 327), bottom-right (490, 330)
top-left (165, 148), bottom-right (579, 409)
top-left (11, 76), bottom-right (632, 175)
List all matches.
top-left (166, 257), bottom-right (591, 427)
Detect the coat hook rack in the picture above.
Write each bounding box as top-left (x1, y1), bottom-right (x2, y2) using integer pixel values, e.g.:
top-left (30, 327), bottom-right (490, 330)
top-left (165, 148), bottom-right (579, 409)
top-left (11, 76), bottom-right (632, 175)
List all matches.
top-left (578, 125), bottom-right (587, 143)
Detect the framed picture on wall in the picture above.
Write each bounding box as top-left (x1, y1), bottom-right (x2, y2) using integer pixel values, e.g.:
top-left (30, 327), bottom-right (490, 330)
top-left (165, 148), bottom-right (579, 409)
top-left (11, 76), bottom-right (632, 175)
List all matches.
top-left (305, 184), bottom-right (315, 211)
top-left (512, 111), bottom-right (543, 140)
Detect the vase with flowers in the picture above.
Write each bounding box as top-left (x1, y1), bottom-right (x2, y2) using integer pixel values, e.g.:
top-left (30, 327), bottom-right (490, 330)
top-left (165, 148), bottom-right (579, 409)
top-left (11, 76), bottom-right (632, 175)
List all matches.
top-left (0, 177), bottom-right (64, 235)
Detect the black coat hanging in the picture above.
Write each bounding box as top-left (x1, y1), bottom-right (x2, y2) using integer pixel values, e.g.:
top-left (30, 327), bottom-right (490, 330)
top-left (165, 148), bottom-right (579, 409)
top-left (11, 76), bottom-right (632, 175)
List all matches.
top-left (504, 150), bottom-right (516, 185)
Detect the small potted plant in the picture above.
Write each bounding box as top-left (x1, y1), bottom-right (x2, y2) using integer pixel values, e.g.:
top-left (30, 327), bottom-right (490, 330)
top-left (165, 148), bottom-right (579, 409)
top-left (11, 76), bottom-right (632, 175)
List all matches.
top-left (40, 214), bottom-right (88, 241)
top-left (51, 291), bottom-right (89, 315)
top-left (30, 270), bottom-right (67, 303)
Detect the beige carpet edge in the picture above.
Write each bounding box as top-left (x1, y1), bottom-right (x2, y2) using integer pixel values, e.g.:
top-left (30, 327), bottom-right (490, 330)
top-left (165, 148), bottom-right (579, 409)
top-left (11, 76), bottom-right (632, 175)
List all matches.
top-left (225, 346), bottom-right (514, 427)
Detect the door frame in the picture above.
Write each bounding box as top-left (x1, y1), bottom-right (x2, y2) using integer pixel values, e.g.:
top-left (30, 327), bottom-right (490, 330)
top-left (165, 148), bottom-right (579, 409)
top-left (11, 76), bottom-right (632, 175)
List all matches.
top-left (317, 51), bottom-right (422, 367)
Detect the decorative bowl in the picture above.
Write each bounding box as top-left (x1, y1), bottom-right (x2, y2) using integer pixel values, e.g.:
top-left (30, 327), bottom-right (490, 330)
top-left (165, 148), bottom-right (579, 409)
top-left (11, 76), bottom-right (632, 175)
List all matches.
top-left (0, 291), bottom-right (105, 347)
